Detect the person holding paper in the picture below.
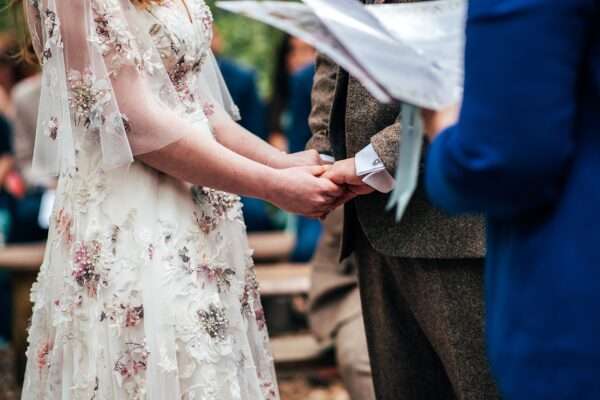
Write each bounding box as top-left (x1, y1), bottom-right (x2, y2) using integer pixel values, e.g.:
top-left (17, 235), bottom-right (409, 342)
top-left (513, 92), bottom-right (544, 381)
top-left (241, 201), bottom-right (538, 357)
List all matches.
top-left (423, 1), bottom-right (600, 399)
top-left (308, 25), bottom-right (498, 400)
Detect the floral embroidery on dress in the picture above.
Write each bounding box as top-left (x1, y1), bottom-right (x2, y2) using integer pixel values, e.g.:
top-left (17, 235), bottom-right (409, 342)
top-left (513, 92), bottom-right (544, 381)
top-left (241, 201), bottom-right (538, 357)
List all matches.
top-left (169, 55), bottom-right (203, 93)
top-left (197, 303), bottom-right (229, 341)
top-left (90, 0), bottom-right (143, 73)
top-left (198, 261), bottom-right (236, 292)
top-left (55, 208), bottom-right (74, 244)
top-left (191, 186), bottom-right (241, 234)
top-left (193, 211), bottom-right (218, 234)
top-left (198, 3), bottom-right (213, 35)
top-left (147, 0), bottom-right (215, 115)
top-left (72, 240), bottom-right (105, 297)
top-left (41, 8), bottom-right (62, 64)
top-left (36, 340), bottom-right (53, 371)
top-left (147, 243), bottom-right (155, 260)
top-left (101, 301), bottom-right (145, 329)
top-left (241, 265), bottom-right (268, 331)
top-left (261, 380), bottom-right (279, 400)
top-left (43, 116), bottom-right (59, 140)
top-left (192, 186), bottom-right (239, 214)
top-left (68, 69), bottom-right (112, 130)
top-left (113, 342), bottom-right (149, 398)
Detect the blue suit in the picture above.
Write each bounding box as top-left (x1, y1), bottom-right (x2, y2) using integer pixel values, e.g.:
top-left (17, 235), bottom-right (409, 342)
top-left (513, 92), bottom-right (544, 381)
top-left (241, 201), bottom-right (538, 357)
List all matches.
top-left (218, 58), bottom-right (277, 231)
top-left (287, 64), bottom-right (322, 262)
top-left (0, 115), bottom-right (13, 342)
top-left (287, 63), bottom-right (316, 154)
top-left (217, 58), bottom-right (266, 140)
top-left (426, 1), bottom-right (600, 398)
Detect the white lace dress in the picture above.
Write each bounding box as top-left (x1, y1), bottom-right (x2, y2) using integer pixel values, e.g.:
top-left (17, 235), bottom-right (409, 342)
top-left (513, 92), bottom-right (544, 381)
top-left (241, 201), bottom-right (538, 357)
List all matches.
top-left (21, 1), bottom-right (279, 399)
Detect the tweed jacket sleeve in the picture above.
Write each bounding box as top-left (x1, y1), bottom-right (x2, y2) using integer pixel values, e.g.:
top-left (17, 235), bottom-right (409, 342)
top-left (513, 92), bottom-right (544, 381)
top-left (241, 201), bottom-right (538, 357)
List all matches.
top-left (370, 114), bottom-right (401, 175)
top-left (306, 54), bottom-right (337, 154)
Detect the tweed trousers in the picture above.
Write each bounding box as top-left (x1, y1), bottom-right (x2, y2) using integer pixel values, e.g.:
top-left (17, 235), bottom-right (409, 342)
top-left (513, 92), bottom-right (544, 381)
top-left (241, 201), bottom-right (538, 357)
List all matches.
top-left (355, 232), bottom-right (499, 400)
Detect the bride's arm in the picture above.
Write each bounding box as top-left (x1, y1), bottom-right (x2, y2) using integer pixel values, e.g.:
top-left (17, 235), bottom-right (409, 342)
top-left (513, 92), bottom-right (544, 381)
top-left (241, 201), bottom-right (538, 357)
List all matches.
top-left (112, 69), bottom-right (343, 217)
top-left (211, 118), bottom-right (322, 169)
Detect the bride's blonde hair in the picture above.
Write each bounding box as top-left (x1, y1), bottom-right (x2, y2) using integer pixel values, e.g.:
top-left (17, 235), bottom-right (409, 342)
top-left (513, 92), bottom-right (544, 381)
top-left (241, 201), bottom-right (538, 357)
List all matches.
top-left (130, 0), bottom-right (165, 8)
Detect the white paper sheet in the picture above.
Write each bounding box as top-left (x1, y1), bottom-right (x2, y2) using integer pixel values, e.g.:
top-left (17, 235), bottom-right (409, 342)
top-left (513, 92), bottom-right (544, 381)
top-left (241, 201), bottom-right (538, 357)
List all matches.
top-left (216, 0), bottom-right (466, 109)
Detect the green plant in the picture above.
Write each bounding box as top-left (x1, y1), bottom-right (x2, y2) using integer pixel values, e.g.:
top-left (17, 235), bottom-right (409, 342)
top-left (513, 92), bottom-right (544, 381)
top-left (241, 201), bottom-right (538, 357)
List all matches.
top-left (209, 0), bottom-right (286, 98)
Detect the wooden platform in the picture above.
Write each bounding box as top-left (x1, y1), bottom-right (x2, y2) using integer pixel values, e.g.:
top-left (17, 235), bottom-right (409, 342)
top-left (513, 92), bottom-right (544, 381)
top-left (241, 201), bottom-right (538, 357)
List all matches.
top-left (255, 263), bottom-right (312, 297)
top-left (0, 243), bottom-right (45, 272)
top-left (248, 231), bottom-right (295, 263)
top-left (0, 243), bottom-right (46, 388)
top-left (271, 333), bottom-right (333, 372)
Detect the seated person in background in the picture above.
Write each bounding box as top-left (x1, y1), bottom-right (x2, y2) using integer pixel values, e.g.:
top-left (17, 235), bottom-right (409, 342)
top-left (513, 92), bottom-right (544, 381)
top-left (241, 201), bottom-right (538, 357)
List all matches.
top-left (287, 62), bottom-right (321, 262)
top-left (10, 74), bottom-right (50, 243)
top-left (308, 207), bottom-right (375, 400)
top-left (212, 28), bottom-right (266, 140)
top-left (0, 112), bottom-right (16, 344)
top-left (268, 35), bottom-right (316, 152)
top-left (0, 33), bottom-right (38, 118)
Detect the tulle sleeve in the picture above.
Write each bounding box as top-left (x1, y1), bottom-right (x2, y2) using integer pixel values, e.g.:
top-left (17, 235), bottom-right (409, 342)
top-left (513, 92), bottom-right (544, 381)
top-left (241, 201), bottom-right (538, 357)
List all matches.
top-left (24, 0), bottom-right (238, 176)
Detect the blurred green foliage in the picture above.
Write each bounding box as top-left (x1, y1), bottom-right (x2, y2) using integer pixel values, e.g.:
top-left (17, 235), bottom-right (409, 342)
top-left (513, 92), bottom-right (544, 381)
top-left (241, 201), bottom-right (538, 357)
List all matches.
top-left (0, 0), bottom-right (15, 30)
top-left (209, 0), bottom-right (286, 98)
top-left (0, 0), bottom-right (286, 98)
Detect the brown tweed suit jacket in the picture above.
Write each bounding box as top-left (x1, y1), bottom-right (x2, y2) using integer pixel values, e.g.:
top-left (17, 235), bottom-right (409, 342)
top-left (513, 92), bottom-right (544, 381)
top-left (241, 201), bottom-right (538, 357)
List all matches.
top-left (307, 0), bottom-right (485, 259)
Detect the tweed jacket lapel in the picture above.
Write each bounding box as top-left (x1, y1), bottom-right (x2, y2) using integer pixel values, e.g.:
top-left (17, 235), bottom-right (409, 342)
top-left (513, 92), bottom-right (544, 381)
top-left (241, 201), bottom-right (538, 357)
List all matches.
top-left (329, 68), bottom-right (349, 161)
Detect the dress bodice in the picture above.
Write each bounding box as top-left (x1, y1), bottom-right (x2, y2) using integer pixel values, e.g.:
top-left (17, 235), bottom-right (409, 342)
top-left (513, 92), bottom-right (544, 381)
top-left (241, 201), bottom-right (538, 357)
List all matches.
top-left (144, 0), bottom-right (216, 112)
top-left (145, 1), bottom-right (213, 86)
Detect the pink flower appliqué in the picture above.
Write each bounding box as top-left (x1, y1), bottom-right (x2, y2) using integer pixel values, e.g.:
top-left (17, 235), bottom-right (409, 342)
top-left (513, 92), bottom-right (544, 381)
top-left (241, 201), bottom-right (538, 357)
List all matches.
top-left (37, 340), bottom-right (53, 371)
top-left (72, 241), bottom-right (103, 297)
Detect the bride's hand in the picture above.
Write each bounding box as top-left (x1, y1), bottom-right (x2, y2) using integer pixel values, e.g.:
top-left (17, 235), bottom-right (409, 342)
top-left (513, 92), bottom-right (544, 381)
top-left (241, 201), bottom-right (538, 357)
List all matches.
top-left (267, 165), bottom-right (344, 218)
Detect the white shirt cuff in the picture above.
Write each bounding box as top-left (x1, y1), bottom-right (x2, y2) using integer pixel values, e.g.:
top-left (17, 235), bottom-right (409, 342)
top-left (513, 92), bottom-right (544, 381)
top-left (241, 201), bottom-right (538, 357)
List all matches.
top-left (355, 144), bottom-right (396, 193)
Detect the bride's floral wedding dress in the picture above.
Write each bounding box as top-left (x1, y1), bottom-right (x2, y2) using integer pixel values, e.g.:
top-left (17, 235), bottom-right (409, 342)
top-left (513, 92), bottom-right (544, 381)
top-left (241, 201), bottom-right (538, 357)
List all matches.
top-left (21, 0), bottom-right (279, 399)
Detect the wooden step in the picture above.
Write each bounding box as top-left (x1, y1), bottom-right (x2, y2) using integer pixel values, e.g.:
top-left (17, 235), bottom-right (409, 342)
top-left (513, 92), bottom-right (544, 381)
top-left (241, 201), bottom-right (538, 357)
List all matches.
top-left (270, 333), bottom-right (333, 371)
top-left (0, 243), bottom-right (45, 272)
top-left (248, 232), bottom-right (295, 262)
top-left (0, 243), bottom-right (46, 381)
top-left (255, 263), bottom-right (312, 297)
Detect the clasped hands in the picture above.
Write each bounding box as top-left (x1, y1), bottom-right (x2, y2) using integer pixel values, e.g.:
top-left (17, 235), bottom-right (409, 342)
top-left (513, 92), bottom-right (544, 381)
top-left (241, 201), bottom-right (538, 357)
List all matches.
top-left (270, 150), bottom-right (374, 219)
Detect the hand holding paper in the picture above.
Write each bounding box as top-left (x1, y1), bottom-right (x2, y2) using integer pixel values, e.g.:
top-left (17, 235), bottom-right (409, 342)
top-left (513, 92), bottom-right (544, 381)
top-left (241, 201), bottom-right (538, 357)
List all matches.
top-left (422, 105), bottom-right (461, 142)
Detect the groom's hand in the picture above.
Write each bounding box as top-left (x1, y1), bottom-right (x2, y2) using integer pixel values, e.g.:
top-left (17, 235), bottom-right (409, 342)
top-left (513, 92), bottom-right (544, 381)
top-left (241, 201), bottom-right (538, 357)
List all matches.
top-left (323, 158), bottom-right (375, 196)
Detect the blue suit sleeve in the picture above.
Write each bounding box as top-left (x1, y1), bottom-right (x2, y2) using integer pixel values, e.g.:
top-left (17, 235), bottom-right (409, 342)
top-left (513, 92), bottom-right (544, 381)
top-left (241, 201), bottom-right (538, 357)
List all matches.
top-left (240, 72), bottom-right (267, 140)
top-left (425, 0), bottom-right (593, 219)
